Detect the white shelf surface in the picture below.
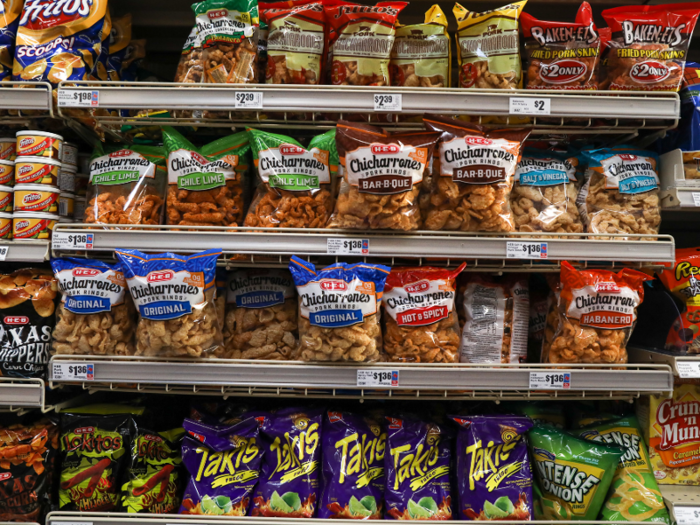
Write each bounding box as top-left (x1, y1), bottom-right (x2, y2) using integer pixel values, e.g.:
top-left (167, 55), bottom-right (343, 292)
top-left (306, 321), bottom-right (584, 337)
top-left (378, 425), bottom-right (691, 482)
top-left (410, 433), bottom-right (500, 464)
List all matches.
top-left (49, 355), bottom-right (674, 401)
top-left (661, 486), bottom-right (700, 525)
top-left (0, 378), bottom-right (44, 411)
top-left (0, 82), bottom-right (53, 114)
top-left (0, 240), bottom-right (49, 262)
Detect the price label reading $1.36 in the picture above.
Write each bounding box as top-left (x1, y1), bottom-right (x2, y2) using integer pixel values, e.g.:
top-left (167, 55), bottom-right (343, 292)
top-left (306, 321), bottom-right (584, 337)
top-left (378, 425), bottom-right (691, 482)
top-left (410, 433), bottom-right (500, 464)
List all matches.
top-left (52, 363), bottom-right (94, 381)
top-left (57, 89), bottom-right (99, 107)
top-left (52, 232), bottom-right (94, 251)
top-left (509, 97), bottom-right (551, 115)
top-left (529, 371), bottom-right (571, 390)
top-left (327, 238), bottom-right (369, 255)
top-left (674, 507), bottom-right (700, 525)
top-left (506, 241), bottom-right (548, 259)
top-left (234, 91), bottom-right (263, 109)
top-left (374, 94), bottom-right (402, 111)
top-left (357, 370), bottom-right (399, 387)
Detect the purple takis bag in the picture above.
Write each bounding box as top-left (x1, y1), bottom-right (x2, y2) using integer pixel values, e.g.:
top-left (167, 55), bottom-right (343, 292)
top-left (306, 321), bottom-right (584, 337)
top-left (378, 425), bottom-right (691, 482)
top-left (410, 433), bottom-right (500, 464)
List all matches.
top-left (179, 415), bottom-right (263, 516)
top-left (384, 416), bottom-right (453, 520)
top-left (319, 410), bottom-right (386, 519)
top-left (252, 406), bottom-right (323, 518)
top-left (452, 415), bottom-right (534, 521)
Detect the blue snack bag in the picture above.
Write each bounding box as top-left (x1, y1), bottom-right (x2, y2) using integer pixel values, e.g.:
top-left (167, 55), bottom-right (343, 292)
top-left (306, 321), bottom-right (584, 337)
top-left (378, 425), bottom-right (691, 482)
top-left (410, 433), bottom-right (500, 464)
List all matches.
top-left (288, 256), bottom-right (390, 362)
top-left (0, 0), bottom-right (21, 81)
top-left (115, 249), bottom-right (223, 357)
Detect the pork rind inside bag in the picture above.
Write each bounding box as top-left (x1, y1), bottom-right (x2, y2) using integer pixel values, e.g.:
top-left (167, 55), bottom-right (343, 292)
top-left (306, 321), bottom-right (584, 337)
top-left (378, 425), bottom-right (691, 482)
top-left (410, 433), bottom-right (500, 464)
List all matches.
top-left (512, 150), bottom-right (584, 234)
top-left (244, 128), bottom-right (338, 228)
top-left (390, 5), bottom-right (450, 88)
top-left (289, 256), bottom-right (390, 362)
top-left (544, 262), bottom-right (651, 364)
top-left (223, 269), bottom-right (298, 360)
top-left (683, 152), bottom-right (700, 179)
top-left (459, 274), bottom-right (529, 363)
top-left (329, 120), bottom-right (439, 230)
top-left (382, 264), bottom-right (465, 363)
top-left (578, 146), bottom-right (661, 239)
top-left (85, 145), bottom-right (167, 227)
top-left (163, 127), bottom-right (250, 228)
top-left (50, 257), bottom-right (136, 356)
top-left (423, 115), bottom-right (529, 232)
top-left (175, 25), bottom-right (203, 83)
top-left (116, 248), bottom-right (224, 357)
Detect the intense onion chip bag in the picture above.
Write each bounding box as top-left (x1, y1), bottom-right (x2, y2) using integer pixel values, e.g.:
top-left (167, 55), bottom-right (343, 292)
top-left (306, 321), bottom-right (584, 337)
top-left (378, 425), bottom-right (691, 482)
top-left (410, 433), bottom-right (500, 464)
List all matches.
top-left (319, 410), bottom-right (386, 519)
top-left (452, 415), bottom-right (534, 521)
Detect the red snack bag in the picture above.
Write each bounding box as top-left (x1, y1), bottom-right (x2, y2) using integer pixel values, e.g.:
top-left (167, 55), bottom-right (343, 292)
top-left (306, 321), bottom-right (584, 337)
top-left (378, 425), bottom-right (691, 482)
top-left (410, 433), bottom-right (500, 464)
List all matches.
top-left (598, 27), bottom-right (612, 88)
top-left (521, 2), bottom-right (600, 90)
top-left (326, 1), bottom-right (407, 86)
top-left (659, 247), bottom-right (700, 354)
top-left (545, 261), bottom-right (651, 364)
top-left (601, 3), bottom-right (700, 92)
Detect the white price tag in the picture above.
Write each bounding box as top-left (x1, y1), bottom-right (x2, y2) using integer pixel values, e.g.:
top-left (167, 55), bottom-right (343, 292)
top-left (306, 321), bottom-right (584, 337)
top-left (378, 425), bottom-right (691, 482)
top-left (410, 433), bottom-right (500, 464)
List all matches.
top-left (374, 94), bottom-right (402, 111)
top-left (357, 370), bottom-right (399, 387)
top-left (507, 241), bottom-right (548, 259)
top-left (692, 192), bottom-right (700, 207)
top-left (0, 245), bottom-right (7, 261)
top-left (529, 371), bottom-right (571, 390)
top-left (57, 89), bottom-right (99, 107)
top-left (52, 231), bottom-right (94, 251)
top-left (234, 91), bottom-right (263, 109)
top-left (52, 363), bottom-right (94, 381)
top-left (327, 238), bottom-right (369, 255)
top-left (57, 522), bottom-right (92, 525)
top-left (509, 97), bottom-right (551, 115)
top-left (674, 507), bottom-right (700, 525)
top-left (677, 361), bottom-right (700, 378)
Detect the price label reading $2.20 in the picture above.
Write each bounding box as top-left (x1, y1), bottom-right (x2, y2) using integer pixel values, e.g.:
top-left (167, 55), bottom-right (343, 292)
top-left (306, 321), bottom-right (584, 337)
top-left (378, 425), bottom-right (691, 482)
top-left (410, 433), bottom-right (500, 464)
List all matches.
top-left (357, 370), bottom-right (399, 387)
top-left (506, 241), bottom-right (548, 259)
top-left (57, 89), bottom-right (99, 107)
top-left (529, 371), bottom-right (571, 390)
top-left (509, 97), bottom-right (551, 115)
top-left (674, 507), bottom-right (700, 525)
top-left (374, 94), bottom-right (402, 111)
top-left (234, 91), bottom-right (263, 109)
top-left (52, 232), bottom-right (94, 251)
top-left (327, 238), bottom-right (369, 255)
top-left (52, 363), bottom-right (94, 381)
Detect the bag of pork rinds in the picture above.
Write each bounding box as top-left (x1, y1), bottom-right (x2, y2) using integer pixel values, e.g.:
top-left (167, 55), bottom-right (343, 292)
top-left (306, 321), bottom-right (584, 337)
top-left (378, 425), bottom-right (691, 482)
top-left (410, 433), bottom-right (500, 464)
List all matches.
top-left (382, 263), bottom-right (465, 363)
top-left (544, 262), bottom-right (651, 364)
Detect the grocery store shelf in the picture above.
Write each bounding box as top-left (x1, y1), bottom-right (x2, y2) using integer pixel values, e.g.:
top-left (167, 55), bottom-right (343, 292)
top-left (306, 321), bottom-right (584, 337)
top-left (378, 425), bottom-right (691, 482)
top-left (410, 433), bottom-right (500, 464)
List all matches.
top-left (0, 378), bottom-right (44, 412)
top-left (48, 355), bottom-right (674, 401)
top-left (50, 224), bottom-right (675, 268)
top-left (628, 347), bottom-right (700, 378)
top-left (0, 240), bottom-right (49, 262)
top-left (661, 486), bottom-right (700, 525)
top-left (0, 82), bottom-right (53, 118)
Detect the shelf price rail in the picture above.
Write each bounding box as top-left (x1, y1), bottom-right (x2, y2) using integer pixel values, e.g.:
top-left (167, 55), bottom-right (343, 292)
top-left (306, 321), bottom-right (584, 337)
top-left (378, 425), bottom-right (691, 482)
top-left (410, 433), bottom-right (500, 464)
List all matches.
top-left (0, 82), bottom-right (53, 120)
top-left (0, 378), bottom-right (45, 412)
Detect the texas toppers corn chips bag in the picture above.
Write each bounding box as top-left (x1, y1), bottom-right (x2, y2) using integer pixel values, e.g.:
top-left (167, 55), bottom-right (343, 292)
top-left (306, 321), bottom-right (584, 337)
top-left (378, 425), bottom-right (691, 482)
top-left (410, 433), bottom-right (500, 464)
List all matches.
top-left (13, 0), bottom-right (110, 85)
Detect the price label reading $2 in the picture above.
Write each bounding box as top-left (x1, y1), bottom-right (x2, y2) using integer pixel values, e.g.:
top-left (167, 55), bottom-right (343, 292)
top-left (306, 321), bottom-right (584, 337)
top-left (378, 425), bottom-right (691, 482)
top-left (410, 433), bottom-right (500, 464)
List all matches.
top-left (234, 91), bottom-right (263, 109)
top-left (357, 370), bottom-right (399, 387)
top-left (327, 238), bottom-right (369, 255)
top-left (52, 363), bottom-right (94, 381)
top-left (529, 371), bottom-right (571, 390)
top-left (509, 97), bottom-right (551, 115)
top-left (374, 94), bottom-right (402, 111)
top-left (52, 232), bottom-right (94, 251)
top-left (506, 241), bottom-right (548, 259)
top-left (674, 507), bottom-right (700, 525)
top-left (57, 89), bottom-right (99, 107)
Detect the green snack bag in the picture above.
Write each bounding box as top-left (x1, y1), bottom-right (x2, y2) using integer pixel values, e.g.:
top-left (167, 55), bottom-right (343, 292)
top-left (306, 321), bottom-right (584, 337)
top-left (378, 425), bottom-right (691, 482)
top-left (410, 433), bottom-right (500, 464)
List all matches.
top-left (528, 425), bottom-right (624, 521)
top-left (245, 128), bottom-right (337, 228)
top-left (509, 401), bottom-right (566, 429)
top-left (579, 417), bottom-right (670, 524)
top-left (162, 126), bottom-right (250, 227)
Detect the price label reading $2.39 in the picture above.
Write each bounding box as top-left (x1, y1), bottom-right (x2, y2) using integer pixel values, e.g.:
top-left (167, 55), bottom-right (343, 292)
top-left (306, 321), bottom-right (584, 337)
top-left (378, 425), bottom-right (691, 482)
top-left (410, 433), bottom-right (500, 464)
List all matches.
top-left (52, 363), bottom-right (94, 381)
top-left (507, 241), bottom-right (548, 259)
top-left (674, 507), bottom-right (700, 525)
top-left (327, 238), bottom-right (369, 255)
top-left (57, 89), bottom-right (99, 107)
top-left (509, 97), bottom-right (551, 115)
top-left (234, 91), bottom-right (263, 109)
top-left (374, 94), bottom-right (402, 111)
top-left (357, 370), bottom-right (399, 387)
top-left (52, 232), bottom-right (94, 251)
top-left (529, 371), bottom-right (571, 390)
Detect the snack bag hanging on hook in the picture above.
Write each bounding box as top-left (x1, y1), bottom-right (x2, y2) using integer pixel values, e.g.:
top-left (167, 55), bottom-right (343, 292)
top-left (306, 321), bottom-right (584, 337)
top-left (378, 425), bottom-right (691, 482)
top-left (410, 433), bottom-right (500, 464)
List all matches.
top-left (659, 247), bottom-right (700, 354)
top-left (0, 0), bottom-right (22, 81)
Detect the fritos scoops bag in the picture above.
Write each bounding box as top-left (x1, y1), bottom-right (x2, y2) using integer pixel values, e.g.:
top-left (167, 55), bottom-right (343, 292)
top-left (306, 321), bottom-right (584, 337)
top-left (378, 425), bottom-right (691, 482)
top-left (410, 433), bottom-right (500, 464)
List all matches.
top-left (327, 2), bottom-right (406, 86)
top-left (382, 264), bottom-right (465, 363)
top-left (658, 248), bottom-right (700, 354)
top-left (384, 416), bottom-right (452, 520)
top-left (328, 121), bottom-right (440, 231)
top-left (544, 262), bottom-right (651, 364)
top-left (452, 415), bottom-right (534, 521)
top-left (319, 410), bottom-right (386, 519)
top-left (390, 5), bottom-right (450, 88)
top-left (245, 128), bottom-right (338, 228)
top-left (50, 257), bottom-right (136, 356)
top-left (0, 0), bottom-right (22, 81)
top-left (174, 25), bottom-right (203, 83)
top-left (13, 0), bottom-right (109, 85)
top-left (423, 115), bottom-right (530, 233)
top-left (115, 248), bottom-right (224, 358)
top-left (601, 3), bottom-right (700, 92)
top-left (289, 256), bottom-right (390, 362)
top-left (454, 1), bottom-right (527, 89)
top-left (107, 14), bottom-right (132, 81)
top-left (521, 3), bottom-right (600, 90)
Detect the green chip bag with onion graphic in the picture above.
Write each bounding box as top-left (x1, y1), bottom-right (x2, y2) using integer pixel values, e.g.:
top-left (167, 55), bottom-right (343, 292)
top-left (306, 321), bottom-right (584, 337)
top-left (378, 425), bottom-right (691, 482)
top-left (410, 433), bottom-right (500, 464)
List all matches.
top-left (528, 425), bottom-right (624, 521)
top-left (579, 416), bottom-right (670, 523)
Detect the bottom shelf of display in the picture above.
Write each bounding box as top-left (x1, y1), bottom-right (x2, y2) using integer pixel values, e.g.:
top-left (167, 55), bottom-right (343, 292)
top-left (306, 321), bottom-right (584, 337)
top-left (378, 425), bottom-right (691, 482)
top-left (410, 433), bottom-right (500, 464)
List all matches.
top-left (661, 485), bottom-right (700, 525)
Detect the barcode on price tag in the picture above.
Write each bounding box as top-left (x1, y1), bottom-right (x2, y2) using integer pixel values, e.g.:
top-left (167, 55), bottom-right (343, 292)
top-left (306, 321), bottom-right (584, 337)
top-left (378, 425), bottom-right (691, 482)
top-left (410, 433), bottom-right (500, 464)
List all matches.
top-left (509, 97), bottom-right (550, 115)
top-left (57, 89), bottom-right (99, 107)
top-left (235, 91), bottom-right (263, 109)
top-left (357, 370), bottom-right (399, 387)
top-left (507, 241), bottom-right (548, 259)
top-left (674, 507), bottom-right (700, 525)
top-left (52, 363), bottom-right (94, 381)
top-left (52, 232), bottom-right (94, 251)
top-left (692, 192), bottom-right (700, 207)
top-left (327, 238), bottom-right (369, 255)
top-left (529, 371), bottom-right (571, 390)
top-left (374, 94), bottom-right (402, 111)
top-left (677, 361), bottom-right (700, 378)
top-left (0, 245), bottom-right (7, 261)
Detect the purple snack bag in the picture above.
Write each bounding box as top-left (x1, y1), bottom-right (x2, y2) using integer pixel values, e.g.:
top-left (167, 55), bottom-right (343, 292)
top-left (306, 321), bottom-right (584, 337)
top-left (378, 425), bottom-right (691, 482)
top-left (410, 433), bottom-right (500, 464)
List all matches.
top-left (384, 416), bottom-right (453, 520)
top-left (319, 410), bottom-right (386, 519)
top-left (251, 407), bottom-right (323, 518)
top-left (180, 415), bottom-right (263, 516)
top-left (452, 415), bottom-right (534, 521)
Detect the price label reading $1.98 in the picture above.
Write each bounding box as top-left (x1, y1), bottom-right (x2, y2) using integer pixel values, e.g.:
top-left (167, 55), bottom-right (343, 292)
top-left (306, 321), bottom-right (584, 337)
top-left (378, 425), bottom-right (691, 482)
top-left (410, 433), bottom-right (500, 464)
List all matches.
top-left (506, 241), bottom-right (548, 259)
top-left (374, 94), bottom-right (402, 111)
top-left (234, 91), bottom-right (263, 109)
top-left (327, 238), bottom-right (369, 255)
top-left (674, 507), bottom-right (700, 525)
top-left (57, 89), bottom-right (99, 107)
top-left (357, 370), bottom-right (399, 387)
top-left (529, 371), bottom-right (571, 390)
top-left (52, 363), bottom-right (94, 381)
top-left (52, 232), bottom-right (94, 251)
